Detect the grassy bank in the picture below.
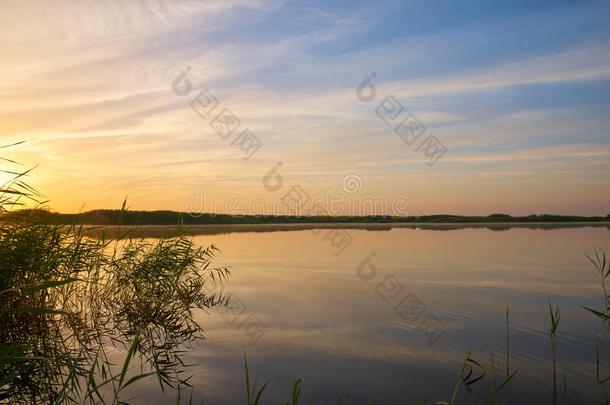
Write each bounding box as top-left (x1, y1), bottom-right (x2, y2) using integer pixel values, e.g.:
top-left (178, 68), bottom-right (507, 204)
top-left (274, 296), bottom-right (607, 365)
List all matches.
top-left (5, 209), bottom-right (610, 226)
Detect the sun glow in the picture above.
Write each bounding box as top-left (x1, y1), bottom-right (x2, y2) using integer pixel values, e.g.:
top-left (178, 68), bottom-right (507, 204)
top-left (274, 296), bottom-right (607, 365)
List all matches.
top-left (0, 171), bottom-right (13, 187)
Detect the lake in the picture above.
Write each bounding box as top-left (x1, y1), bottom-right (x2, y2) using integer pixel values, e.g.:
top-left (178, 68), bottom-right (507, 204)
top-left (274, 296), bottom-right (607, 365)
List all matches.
top-left (118, 225), bottom-right (610, 404)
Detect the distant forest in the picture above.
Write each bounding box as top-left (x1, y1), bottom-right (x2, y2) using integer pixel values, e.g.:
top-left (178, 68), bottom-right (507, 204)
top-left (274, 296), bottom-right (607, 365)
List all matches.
top-left (5, 209), bottom-right (609, 226)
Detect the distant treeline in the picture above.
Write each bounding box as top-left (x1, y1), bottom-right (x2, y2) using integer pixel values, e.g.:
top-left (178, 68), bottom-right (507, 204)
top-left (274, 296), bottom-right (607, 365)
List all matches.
top-left (4, 209), bottom-right (609, 226)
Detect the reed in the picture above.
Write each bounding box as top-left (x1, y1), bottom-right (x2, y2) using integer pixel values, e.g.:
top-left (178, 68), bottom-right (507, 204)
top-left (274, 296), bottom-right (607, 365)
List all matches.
top-left (583, 249), bottom-right (610, 402)
top-left (0, 145), bottom-right (230, 404)
top-left (244, 353), bottom-right (268, 405)
top-left (548, 303), bottom-right (560, 405)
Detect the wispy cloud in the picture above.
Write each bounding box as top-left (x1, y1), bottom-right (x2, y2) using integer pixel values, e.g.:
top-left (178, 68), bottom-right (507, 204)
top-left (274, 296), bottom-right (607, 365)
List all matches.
top-left (0, 0), bottom-right (609, 214)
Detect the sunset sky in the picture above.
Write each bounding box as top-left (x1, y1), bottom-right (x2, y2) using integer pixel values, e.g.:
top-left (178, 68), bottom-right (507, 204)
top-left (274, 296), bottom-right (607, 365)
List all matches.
top-left (1, 0), bottom-right (609, 215)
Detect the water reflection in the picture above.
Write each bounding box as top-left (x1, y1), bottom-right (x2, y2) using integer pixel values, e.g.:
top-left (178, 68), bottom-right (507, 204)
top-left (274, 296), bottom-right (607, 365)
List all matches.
top-left (153, 226), bottom-right (609, 404)
top-left (80, 222), bottom-right (610, 239)
top-left (3, 225), bottom-right (610, 404)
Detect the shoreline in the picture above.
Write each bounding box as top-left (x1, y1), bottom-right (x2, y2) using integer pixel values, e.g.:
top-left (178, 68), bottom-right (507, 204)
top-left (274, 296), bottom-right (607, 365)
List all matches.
top-left (78, 221), bottom-right (610, 238)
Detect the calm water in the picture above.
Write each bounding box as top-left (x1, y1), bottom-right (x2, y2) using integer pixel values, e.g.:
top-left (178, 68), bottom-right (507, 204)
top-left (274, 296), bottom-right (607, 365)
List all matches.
top-left (122, 226), bottom-right (610, 404)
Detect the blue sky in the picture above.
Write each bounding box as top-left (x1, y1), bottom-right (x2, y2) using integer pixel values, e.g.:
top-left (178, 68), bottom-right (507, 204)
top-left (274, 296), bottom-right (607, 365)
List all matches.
top-left (0, 0), bottom-right (609, 215)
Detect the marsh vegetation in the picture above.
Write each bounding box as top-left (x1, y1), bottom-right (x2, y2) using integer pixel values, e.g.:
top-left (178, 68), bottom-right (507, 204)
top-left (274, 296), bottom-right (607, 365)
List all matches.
top-left (0, 149), bottom-right (231, 403)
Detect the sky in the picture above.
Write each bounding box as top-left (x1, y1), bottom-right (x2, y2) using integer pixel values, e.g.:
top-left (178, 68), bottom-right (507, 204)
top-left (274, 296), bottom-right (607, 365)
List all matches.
top-left (0, 0), bottom-right (609, 216)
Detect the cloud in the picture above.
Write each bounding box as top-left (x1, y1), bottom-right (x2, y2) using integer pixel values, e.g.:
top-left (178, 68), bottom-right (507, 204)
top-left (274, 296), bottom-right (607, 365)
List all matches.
top-left (0, 0), bottom-right (609, 214)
